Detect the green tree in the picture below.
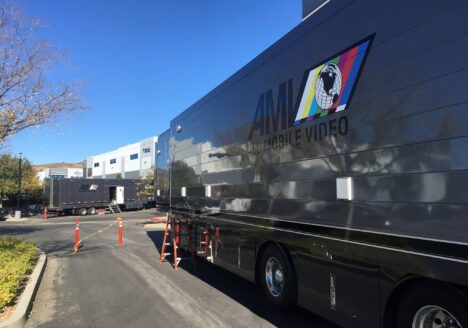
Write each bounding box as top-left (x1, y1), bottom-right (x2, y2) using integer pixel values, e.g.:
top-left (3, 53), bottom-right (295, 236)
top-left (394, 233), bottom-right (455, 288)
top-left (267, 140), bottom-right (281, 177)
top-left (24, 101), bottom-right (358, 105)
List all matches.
top-left (0, 154), bottom-right (41, 207)
top-left (137, 167), bottom-right (155, 200)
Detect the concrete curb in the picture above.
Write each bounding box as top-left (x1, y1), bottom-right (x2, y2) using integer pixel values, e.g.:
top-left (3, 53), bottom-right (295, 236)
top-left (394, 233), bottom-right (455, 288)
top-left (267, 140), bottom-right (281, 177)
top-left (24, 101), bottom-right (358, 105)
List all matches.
top-left (5, 218), bottom-right (30, 223)
top-left (0, 248), bottom-right (47, 328)
top-left (143, 223), bottom-right (166, 229)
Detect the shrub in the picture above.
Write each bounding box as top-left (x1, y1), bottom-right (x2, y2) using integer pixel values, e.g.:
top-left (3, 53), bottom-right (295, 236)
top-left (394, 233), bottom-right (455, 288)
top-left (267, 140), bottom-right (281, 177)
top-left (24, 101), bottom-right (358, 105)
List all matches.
top-left (0, 237), bottom-right (37, 309)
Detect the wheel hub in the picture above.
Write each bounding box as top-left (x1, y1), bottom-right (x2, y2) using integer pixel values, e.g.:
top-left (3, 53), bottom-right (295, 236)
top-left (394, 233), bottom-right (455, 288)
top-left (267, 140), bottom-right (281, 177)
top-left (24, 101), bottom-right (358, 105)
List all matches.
top-left (265, 257), bottom-right (284, 297)
top-left (275, 269), bottom-right (283, 284)
top-left (412, 305), bottom-right (462, 328)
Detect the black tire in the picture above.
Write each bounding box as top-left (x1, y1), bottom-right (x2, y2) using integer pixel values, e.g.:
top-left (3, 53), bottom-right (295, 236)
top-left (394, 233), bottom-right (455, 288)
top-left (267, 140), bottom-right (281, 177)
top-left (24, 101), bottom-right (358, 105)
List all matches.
top-left (395, 283), bottom-right (468, 328)
top-left (87, 207), bottom-right (96, 215)
top-left (78, 207), bottom-right (87, 216)
top-left (259, 244), bottom-right (296, 310)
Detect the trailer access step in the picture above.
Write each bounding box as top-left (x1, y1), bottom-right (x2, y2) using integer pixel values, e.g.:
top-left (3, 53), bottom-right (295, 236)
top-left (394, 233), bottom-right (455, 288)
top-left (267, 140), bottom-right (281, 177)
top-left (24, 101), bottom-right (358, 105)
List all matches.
top-left (106, 204), bottom-right (122, 214)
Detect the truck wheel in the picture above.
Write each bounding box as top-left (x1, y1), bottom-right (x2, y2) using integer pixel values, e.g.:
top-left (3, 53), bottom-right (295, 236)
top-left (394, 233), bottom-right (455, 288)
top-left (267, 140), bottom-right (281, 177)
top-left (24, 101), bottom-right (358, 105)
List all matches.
top-left (87, 207), bottom-right (96, 215)
top-left (78, 208), bottom-right (87, 216)
top-left (395, 283), bottom-right (467, 328)
top-left (259, 244), bottom-right (296, 310)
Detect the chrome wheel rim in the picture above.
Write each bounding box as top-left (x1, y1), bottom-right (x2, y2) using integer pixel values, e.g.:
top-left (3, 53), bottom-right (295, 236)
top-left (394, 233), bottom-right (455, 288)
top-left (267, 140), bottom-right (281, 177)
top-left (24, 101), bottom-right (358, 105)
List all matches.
top-left (412, 305), bottom-right (462, 328)
top-left (265, 257), bottom-right (284, 297)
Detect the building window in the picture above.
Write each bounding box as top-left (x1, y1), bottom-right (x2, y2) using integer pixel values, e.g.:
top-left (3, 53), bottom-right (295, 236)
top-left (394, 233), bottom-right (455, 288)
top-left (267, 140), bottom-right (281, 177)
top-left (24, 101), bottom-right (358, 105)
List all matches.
top-left (50, 175), bottom-right (65, 179)
top-left (143, 147), bottom-right (151, 153)
top-left (130, 153), bottom-right (138, 160)
top-left (94, 162), bottom-right (99, 167)
top-left (110, 158), bottom-right (116, 164)
top-left (87, 168), bottom-right (92, 177)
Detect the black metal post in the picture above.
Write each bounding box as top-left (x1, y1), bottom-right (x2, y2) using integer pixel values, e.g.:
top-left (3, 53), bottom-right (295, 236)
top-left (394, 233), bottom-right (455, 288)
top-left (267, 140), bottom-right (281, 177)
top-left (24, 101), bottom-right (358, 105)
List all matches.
top-left (17, 153), bottom-right (22, 210)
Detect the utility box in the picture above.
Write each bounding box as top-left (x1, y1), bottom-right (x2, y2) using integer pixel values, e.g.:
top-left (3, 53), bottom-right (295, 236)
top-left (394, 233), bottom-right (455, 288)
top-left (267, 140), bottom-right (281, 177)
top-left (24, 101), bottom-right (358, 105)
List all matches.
top-left (336, 177), bottom-right (353, 201)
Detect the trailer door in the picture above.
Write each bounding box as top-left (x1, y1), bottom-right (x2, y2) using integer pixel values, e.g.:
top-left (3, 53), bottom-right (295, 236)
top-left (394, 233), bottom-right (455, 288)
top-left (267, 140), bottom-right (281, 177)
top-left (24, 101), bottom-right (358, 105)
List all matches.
top-left (116, 186), bottom-right (124, 204)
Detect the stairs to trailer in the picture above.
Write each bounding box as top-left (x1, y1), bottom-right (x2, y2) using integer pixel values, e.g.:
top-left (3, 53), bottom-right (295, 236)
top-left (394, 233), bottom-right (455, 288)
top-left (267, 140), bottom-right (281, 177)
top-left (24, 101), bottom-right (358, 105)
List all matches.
top-left (106, 204), bottom-right (122, 214)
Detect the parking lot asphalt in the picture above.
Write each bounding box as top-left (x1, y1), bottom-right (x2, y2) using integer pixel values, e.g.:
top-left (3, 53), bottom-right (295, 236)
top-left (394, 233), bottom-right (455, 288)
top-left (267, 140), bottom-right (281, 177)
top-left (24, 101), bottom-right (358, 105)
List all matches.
top-left (1, 210), bottom-right (338, 328)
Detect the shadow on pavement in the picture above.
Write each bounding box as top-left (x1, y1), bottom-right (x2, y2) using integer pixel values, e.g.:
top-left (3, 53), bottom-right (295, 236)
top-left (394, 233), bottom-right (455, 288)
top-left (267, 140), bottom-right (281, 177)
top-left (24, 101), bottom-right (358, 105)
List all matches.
top-left (0, 224), bottom-right (116, 258)
top-left (0, 225), bottom-right (42, 236)
top-left (39, 240), bottom-right (75, 256)
top-left (145, 230), bottom-right (338, 328)
top-left (0, 226), bottom-right (77, 258)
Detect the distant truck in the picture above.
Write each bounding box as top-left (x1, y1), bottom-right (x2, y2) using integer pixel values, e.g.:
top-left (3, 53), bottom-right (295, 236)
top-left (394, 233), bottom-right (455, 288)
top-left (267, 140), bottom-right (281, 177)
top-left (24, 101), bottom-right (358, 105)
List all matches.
top-left (44, 178), bottom-right (150, 215)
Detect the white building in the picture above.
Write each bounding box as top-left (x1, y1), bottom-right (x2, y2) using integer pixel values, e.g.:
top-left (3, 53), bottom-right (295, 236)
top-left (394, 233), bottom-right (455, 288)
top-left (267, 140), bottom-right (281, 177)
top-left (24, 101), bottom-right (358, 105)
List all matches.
top-left (84, 136), bottom-right (158, 179)
top-left (34, 163), bottom-right (83, 183)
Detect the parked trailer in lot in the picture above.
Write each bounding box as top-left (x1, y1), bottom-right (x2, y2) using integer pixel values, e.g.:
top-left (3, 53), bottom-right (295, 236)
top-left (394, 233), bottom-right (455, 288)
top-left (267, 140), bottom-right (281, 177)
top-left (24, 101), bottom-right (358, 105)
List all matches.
top-left (155, 1), bottom-right (468, 327)
top-left (44, 178), bottom-right (147, 215)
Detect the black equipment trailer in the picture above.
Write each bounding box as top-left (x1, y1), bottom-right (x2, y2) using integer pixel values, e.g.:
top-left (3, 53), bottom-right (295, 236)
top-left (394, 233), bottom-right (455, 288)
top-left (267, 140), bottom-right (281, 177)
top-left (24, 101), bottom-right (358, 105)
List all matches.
top-left (155, 1), bottom-right (468, 327)
top-left (44, 178), bottom-right (147, 215)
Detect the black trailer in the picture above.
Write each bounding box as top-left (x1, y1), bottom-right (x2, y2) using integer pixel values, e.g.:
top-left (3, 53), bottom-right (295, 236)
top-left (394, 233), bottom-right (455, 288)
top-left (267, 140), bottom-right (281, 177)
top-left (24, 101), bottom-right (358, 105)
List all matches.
top-left (44, 178), bottom-right (146, 215)
top-left (155, 1), bottom-right (468, 327)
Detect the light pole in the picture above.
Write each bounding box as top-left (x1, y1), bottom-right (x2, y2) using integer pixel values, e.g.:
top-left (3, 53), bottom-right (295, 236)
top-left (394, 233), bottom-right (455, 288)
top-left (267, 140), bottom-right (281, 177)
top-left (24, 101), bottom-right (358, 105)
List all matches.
top-left (17, 152), bottom-right (22, 210)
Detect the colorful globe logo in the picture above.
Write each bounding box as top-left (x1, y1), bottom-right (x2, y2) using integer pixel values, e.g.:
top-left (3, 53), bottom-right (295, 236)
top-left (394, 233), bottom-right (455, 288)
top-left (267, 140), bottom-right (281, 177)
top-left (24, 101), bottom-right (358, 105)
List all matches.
top-left (314, 63), bottom-right (342, 110)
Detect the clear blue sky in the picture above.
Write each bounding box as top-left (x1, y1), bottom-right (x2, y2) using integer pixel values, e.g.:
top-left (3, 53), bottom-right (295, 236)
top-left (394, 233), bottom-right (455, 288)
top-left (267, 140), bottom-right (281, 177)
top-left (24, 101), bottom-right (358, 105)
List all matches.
top-left (8, 0), bottom-right (301, 164)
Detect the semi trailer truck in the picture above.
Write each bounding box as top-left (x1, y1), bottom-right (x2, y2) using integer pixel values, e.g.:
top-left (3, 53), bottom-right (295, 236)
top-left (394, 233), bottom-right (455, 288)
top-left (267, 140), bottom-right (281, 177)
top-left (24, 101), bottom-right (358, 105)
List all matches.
top-left (155, 0), bottom-right (468, 327)
top-left (44, 178), bottom-right (149, 215)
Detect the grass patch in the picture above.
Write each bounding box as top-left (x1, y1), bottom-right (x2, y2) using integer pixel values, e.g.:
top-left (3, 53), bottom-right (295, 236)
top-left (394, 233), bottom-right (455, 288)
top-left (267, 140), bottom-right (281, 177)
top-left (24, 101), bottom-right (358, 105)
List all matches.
top-left (0, 237), bottom-right (37, 310)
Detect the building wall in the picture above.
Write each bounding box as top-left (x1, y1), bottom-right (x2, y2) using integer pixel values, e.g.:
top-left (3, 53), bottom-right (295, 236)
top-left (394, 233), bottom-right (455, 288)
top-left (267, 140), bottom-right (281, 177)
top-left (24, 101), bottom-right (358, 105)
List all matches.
top-left (140, 137), bottom-right (156, 177)
top-left (36, 169), bottom-right (48, 182)
top-left (36, 166), bottom-right (83, 183)
top-left (85, 136), bottom-right (157, 179)
top-left (67, 168), bottom-right (83, 179)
